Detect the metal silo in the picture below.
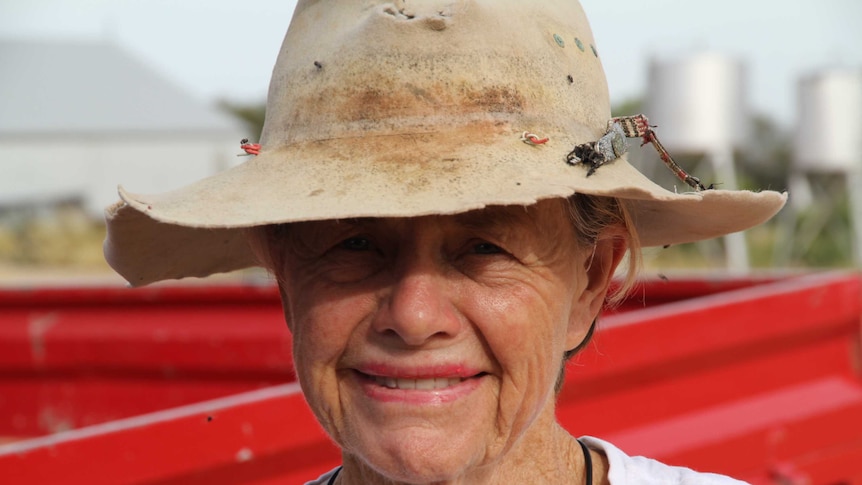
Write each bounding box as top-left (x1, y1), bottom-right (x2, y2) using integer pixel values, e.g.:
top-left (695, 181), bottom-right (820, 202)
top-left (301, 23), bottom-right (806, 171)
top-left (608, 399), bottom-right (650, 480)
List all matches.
top-left (788, 69), bottom-right (862, 265)
top-left (793, 69), bottom-right (862, 172)
top-left (646, 52), bottom-right (748, 156)
top-left (645, 52), bottom-right (750, 271)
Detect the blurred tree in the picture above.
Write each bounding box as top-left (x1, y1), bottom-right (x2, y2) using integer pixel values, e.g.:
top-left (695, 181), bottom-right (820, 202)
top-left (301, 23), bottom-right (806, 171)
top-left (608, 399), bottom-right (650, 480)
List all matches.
top-left (737, 113), bottom-right (792, 192)
top-left (218, 100), bottom-right (266, 141)
top-left (611, 97), bottom-right (644, 118)
top-left (738, 115), bottom-right (851, 267)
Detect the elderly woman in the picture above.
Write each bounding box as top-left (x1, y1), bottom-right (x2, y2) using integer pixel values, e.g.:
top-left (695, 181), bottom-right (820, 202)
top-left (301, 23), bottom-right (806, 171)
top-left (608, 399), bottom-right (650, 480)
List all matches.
top-left (104, 1), bottom-right (786, 483)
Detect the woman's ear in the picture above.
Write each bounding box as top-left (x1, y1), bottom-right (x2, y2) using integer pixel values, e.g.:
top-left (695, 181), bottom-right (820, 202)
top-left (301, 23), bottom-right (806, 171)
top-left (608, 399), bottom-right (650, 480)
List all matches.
top-left (584, 229), bottom-right (628, 317)
top-left (566, 229), bottom-right (628, 349)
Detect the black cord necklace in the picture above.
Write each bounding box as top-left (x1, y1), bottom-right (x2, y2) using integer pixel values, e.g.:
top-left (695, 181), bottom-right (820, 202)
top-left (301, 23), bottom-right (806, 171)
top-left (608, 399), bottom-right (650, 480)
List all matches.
top-left (326, 467), bottom-right (341, 485)
top-left (577, 439), bottom-right (594, 485)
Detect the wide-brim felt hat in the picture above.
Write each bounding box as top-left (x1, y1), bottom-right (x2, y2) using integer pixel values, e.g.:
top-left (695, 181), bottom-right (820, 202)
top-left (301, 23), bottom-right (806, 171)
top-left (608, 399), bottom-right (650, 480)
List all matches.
top-left (104, 0), bottom-right (786, 286)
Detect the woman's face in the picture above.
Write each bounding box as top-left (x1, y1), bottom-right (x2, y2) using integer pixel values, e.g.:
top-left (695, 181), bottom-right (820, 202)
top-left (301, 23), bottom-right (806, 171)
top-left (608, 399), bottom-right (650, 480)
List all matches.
top-left (271, 199), bottom-right (619, 482)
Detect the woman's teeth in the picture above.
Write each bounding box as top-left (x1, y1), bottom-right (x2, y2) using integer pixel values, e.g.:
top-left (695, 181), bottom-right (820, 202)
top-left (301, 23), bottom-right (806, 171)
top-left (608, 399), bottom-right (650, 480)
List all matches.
top-left (372, 376), bottom-right (465, 390)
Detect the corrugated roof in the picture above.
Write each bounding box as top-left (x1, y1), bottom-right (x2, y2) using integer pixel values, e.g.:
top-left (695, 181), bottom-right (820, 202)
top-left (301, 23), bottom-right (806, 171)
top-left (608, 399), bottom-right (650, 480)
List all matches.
top-left (0, 40), bottom-right (244, 134)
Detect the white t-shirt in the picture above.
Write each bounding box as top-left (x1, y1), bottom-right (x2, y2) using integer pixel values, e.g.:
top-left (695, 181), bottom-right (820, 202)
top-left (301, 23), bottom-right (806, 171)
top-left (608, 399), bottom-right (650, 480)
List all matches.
top-left (304, 436), bottom-right (749, 484)
top-left (580, 436), bottom-right (748, 484)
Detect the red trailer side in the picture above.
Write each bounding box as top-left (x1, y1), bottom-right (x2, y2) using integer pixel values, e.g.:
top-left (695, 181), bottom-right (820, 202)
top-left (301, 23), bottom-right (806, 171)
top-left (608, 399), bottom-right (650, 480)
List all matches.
top-left (0, 273), bottom-right (860, 484)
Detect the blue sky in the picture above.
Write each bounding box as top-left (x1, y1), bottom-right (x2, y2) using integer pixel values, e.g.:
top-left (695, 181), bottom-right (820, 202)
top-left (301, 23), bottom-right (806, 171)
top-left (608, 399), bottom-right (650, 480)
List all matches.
top-left (2, 0), bottom-right (860, 126)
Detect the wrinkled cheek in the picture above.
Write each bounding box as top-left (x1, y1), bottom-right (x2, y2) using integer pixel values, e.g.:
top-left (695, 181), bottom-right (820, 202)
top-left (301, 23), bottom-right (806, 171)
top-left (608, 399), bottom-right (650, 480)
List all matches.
top-left (494, 351), bottom-right (558, 450)
top-left (295, 356), bottom-right (347, 444)
top-left (290, 316), bottom-right (346, 441)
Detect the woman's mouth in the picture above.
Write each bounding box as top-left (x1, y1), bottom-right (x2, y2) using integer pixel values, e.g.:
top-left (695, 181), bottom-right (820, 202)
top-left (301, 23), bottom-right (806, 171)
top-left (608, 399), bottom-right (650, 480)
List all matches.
top-left (370, 376), bottom-right (467, 390)
top-left (353, 369), bottom-right (487, 404)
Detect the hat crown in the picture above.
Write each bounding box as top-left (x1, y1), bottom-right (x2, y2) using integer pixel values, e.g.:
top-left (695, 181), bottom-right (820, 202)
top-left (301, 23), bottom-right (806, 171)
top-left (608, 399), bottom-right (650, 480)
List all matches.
top-left (262, 0), bottom-right (611, 148)
top-left (105, 0), bottom-right (787, 287)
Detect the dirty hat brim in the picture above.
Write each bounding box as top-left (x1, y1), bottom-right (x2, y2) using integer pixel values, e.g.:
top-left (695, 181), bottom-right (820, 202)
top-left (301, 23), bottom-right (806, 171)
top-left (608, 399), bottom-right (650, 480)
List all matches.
top-left (104, 124), bottom-right (786, 286)
top-left (103, 0), bottom-right (786, 286)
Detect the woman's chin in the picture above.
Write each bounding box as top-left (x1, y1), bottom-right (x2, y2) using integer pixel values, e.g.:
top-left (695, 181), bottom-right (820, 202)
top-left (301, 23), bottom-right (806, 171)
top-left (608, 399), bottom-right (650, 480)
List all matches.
top-left (348, 430), bottom-right (486, 483)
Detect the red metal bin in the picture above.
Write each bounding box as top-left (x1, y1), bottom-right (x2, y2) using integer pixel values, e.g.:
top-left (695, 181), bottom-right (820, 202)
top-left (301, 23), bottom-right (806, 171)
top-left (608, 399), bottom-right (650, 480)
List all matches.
top-left (1, 273), bottom-right (860, 484)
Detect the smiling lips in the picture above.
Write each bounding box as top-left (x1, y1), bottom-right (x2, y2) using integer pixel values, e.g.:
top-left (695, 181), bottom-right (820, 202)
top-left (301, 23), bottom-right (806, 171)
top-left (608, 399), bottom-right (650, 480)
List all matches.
top-left (354, 368), bottom-right (486, 404)
top-left (356, 365), bottom-right (485, 390)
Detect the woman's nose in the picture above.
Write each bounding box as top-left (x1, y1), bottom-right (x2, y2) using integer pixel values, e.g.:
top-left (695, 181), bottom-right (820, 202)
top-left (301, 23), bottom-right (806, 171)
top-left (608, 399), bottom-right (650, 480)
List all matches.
top-left (372, 267), bottom-right (462, 347)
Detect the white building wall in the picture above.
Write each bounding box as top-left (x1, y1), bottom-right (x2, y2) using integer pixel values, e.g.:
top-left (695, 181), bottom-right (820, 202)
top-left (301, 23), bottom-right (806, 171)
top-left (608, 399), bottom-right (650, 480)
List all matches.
top-left (0, 132), bottom-right (246, 218)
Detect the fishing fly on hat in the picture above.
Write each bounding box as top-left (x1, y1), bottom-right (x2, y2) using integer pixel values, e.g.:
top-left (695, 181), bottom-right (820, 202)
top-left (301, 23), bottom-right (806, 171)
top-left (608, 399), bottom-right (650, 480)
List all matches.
top-left (104, 0), bottom-right (787, 286)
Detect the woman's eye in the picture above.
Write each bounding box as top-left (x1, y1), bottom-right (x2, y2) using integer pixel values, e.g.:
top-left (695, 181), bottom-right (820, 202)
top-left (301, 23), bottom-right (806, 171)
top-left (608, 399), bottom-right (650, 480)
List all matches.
top-left (473, 242), bottom-right (503, 255)
top-left (339, 237), bottom-right (371, 251)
